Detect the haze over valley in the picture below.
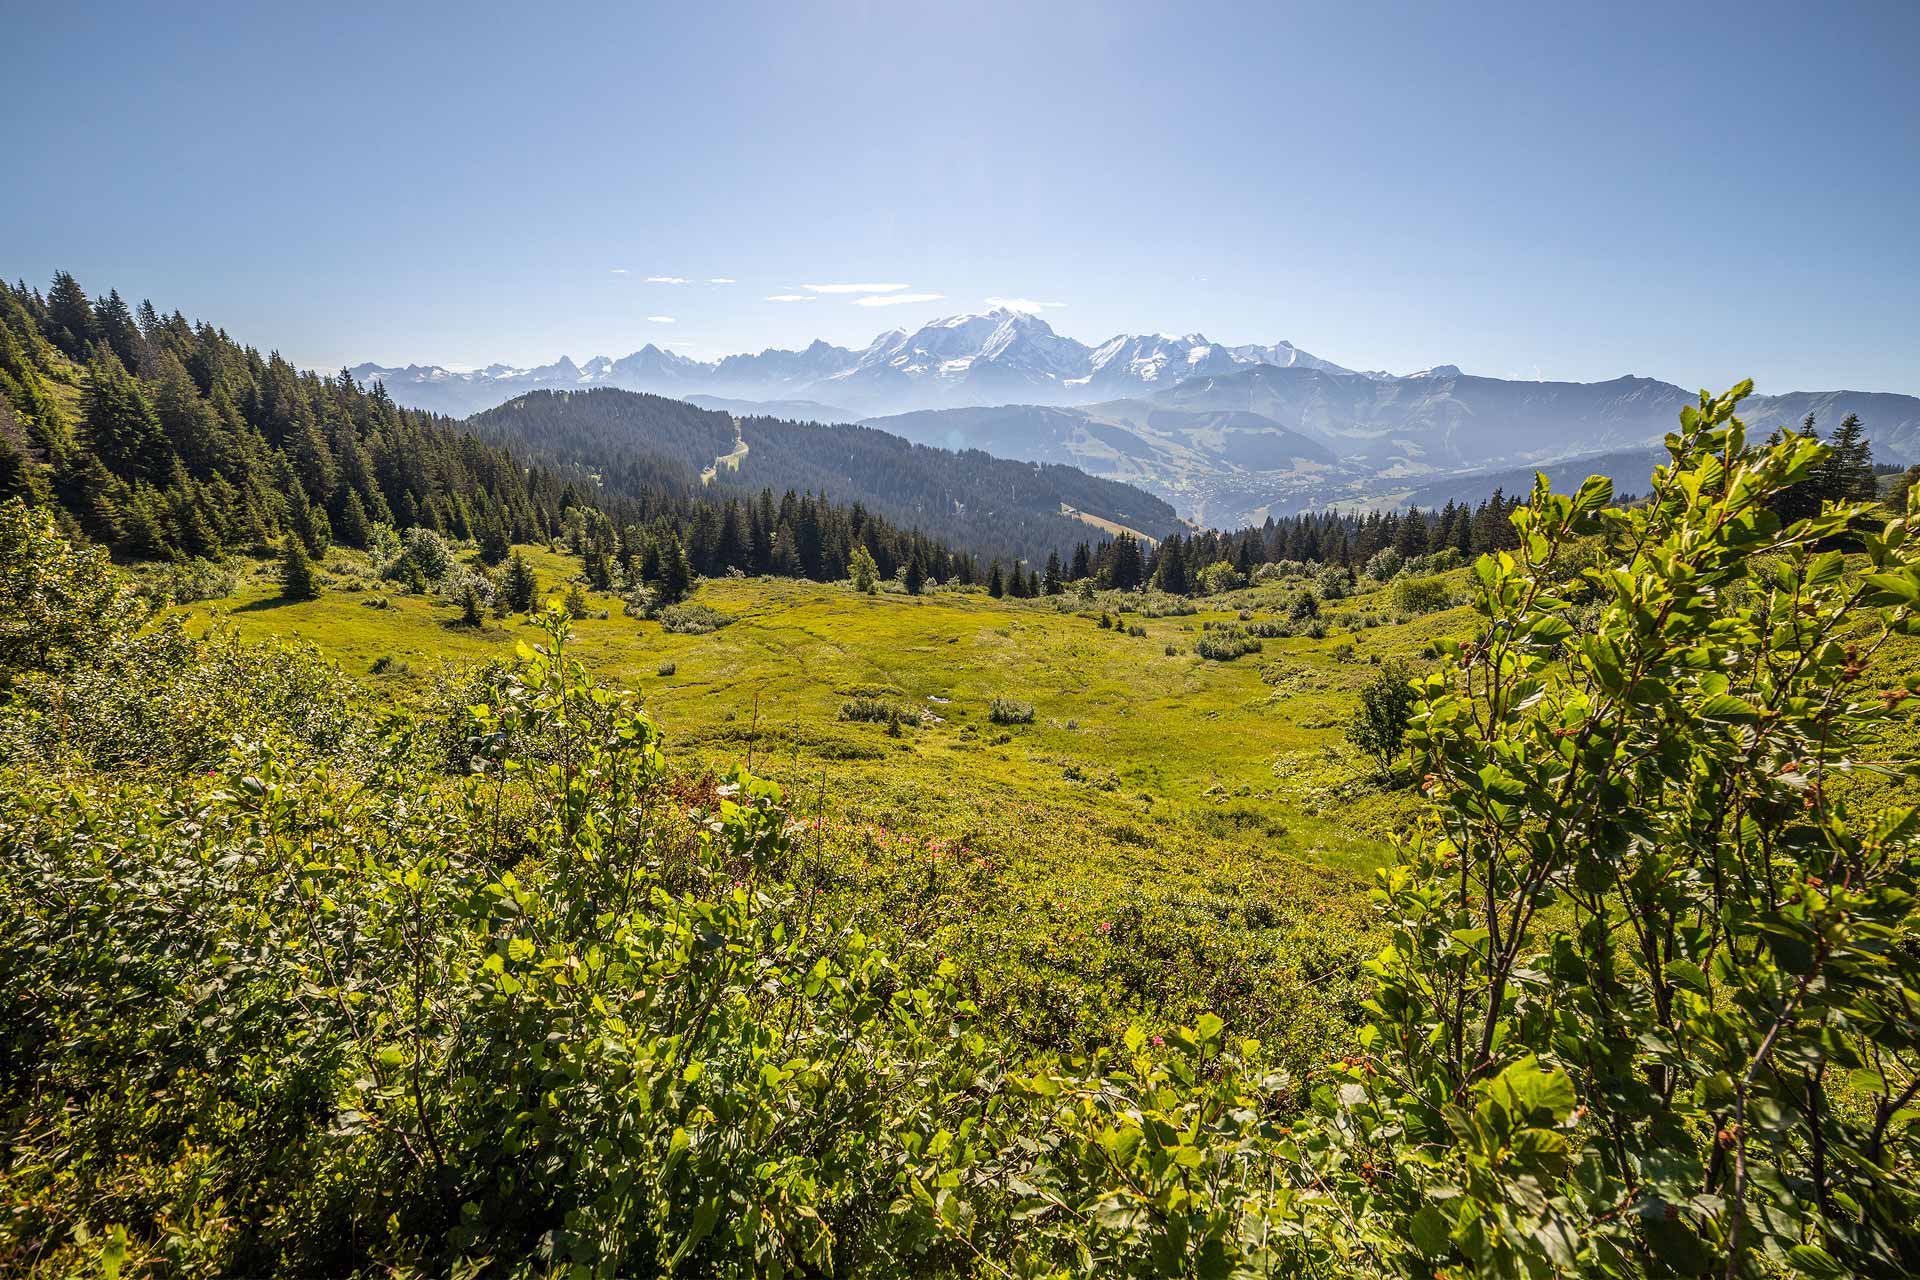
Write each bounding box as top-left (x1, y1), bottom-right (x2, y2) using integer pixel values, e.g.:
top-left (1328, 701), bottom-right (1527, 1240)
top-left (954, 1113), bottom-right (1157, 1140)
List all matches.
top-left (357, 307), bottom-right (1920, 526)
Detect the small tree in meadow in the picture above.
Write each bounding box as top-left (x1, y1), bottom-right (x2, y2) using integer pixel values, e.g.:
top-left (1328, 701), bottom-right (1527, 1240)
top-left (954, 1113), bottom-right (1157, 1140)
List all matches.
top-left (279, 536), bottom-right (318, 601)
top-left (502, 551), bottom-right (538, 614)
top-left (1345, 657), bottom-right (1414, 777)
top-left (849, 544), bottom-right (879, 594)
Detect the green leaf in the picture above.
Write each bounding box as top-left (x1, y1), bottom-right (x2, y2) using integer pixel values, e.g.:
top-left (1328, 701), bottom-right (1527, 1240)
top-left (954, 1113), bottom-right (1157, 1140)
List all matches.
top-left (1572, 474), bottom-right (1613, 515)
top-left (1408, 1205), bottom-right (1453, 1259)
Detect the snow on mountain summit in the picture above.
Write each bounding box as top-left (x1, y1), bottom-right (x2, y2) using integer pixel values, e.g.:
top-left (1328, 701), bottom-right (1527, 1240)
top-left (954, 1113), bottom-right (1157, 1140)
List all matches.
top-left (350, 312), bottom-right (1375, 416)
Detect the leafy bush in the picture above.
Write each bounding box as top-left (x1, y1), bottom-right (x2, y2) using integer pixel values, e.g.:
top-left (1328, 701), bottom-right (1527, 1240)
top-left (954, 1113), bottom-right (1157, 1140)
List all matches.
top-left (988, 696), bottom-right (1035, 725)
top-left (1194, 627), bottom-right (1262, 661)
top-left (657, 603), bottom-right (732, 634)
top-left (395, 526), bottom-right (454, 583)
top-left (838, 695), bottom-right (906, 724)
top-left (1195, 560), bottom-right (1244, 594)
top-left (1389, 573), bottom-right (1452, 613)
top-left (1344, 658), bottom-right (1417, 777)
top-left (1306, 383), bottom-right (1920, 1276)
top-left (1364, 545), bottom-right (1403, 580)
top-left (137, 555), bottom-right (239, 605)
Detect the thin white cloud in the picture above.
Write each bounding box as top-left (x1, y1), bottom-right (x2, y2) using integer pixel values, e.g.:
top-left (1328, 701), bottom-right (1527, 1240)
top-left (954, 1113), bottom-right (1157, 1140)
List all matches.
top-left (853, 292), bottom-right (945, 307)
top-left (646, 275), bottom-right (688, 284)
top-left (804, 282), bottom-right (909, 295)
top-left (708, 277), bottom-right (736, 284)
top-left (648, 315), bottom-right (677, 324)
top-left (765, 294), bottom-right (814, 302)
top-left (610, 268), bottom-right (629, 275)
top-left (985, 296), bottom-right (1066, 313)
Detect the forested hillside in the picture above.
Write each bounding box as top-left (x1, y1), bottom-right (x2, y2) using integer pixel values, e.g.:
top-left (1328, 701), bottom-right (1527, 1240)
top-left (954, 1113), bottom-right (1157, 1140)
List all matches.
top-left (0, 275), bottom-right (1037, 592)
top-left (469, 387), bottom-right (1181, 565)
top-left (0, 274), bottom-right (572, 560)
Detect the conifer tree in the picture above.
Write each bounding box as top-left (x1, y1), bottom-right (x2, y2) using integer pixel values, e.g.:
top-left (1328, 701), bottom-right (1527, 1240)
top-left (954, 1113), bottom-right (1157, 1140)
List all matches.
top-left (1043, 551), bottom-right (1063, 595)
top-left (334, 489), bottom-right (372, 550)
top-left (903, 552), bottom-right (925, 596)
top-left (986, 562), bottom-right (1004, 598)
top-left (502, 551), bottom-right (538, 614)
top-left (278, 535), bottom-right (318, 600)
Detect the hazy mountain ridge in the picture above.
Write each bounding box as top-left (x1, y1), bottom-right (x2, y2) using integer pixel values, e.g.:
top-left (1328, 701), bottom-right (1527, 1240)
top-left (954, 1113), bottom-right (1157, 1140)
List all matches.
top-left (355, 310), bottom-right (1920, 527)
top-left (349, 309), bottom-right (1372, 418)
top-left (869, 366), bottom-right (1920, 526)
top-left (466, 388), bottom-right (1180, 563)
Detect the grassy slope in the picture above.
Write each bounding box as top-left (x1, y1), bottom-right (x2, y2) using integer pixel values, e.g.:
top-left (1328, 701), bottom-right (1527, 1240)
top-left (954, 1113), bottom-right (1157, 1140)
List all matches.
top-left (179, 548), bottom-right (1465, 1055)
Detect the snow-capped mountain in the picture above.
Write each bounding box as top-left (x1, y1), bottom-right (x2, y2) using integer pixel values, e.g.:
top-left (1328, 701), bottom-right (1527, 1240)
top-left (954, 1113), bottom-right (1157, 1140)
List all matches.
top-left (347, 309), bottom-right (1369, 418)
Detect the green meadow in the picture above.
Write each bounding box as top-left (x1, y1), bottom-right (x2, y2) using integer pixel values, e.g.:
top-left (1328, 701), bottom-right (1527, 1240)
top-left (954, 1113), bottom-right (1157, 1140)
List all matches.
top-left (178, 546), bottom-right (1466, 1063)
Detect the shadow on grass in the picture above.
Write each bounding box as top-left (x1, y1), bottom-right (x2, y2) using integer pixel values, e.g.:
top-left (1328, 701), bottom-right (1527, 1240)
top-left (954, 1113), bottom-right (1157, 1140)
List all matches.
top-left (231, 594), bottom-right (307, 612)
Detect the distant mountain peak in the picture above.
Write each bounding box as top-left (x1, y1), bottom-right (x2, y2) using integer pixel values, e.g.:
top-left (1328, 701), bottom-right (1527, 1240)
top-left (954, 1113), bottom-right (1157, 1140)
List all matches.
top-left (353, 315), bottom-right (1377, 417)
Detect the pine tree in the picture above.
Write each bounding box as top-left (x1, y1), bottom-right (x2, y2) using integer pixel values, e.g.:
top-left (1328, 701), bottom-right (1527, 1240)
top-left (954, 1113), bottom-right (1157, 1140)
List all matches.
top-left (1815, 413), bottom-right (1877, 504)
top-left (477, 513), bottom-right (510, 564)
top-left (903, 552), bottom-right (925, 596)
top-left (1395, 506), bottom-right (1429, 558)
top-left (502, 551), bottom-right (538, 613)
top-left (1156, 534), bottom-right (1190, 595)
top-left (1069, 542), bottom-right (1092, 582)
top-left (659, 533), bottom-right (693, 603)
top-left (44, 272), bottom-right (94, 360)
top-left (335, 489), bottom-right (372, 549)
top-left (279, 536), bottom-right (318, 600)
top-left (1043, 551), bottom-right (1063, 595)
top-left (987, 562), bottom-right (1004, 598)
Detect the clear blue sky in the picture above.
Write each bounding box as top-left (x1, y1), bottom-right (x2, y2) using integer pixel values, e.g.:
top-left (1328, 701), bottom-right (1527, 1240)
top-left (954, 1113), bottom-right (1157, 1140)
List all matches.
top-left (7, 1), bottom-right (1916, 392)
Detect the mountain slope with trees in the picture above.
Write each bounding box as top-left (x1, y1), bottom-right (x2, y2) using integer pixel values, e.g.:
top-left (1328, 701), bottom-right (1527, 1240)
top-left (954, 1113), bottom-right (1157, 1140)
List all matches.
top-left (467, 387), bottom-right (1181, 566)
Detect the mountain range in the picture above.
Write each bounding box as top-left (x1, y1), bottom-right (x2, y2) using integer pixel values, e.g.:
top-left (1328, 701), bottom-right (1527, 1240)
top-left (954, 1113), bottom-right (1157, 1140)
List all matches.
top-left (354, 310), bottom-right (1920, 527)
top-left (350, 309), bottom-right (1387, 419)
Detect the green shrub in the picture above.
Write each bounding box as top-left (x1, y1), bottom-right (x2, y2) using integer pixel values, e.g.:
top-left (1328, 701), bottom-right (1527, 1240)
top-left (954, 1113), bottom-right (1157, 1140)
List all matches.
top-left (1194, 627), bottom-right (1262, 661)
top-left (658, 603), bottom-right (732, 634)
top-left (988, 696), bottom-right (1035, 725)
top-left (1389, 573), bottom-right (1452, 613)
top-left (1344, 658), bottom-right (1417, 778)
top-left (838, 695), bottom-right (905, 724)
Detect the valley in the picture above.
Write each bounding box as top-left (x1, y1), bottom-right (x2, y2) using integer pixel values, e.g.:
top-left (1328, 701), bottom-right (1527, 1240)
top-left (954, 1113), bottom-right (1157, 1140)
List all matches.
top-left (365, 309), bottom-right (1920, 527)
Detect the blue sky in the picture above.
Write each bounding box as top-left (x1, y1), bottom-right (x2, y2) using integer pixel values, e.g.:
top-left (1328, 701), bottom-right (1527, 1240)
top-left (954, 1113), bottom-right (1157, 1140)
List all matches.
top-left (7, 1), bottom-right (1916, 392)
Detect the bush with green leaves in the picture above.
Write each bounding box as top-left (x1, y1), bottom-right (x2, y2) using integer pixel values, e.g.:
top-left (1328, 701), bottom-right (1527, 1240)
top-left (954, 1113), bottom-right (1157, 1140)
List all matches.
top-left (383, 526), bottom-right (454, 586)
top-left (1195, 626), bottom-right (1262, 661)
top-left (1301, 382), bottom-right (1920, 1277)
top-left (1388, 573), bottom-right (1452, 614)
top-left (988, 696), bottom-right (1035, 725)
top-left (1365, 545), bottom-right (1404, 580)
top-left (1344, 657), bottom-right (1418, 778)
top-left (657, 603), bottom-right (732, 635)
top-left (838, 695), bottom-right (908, 724)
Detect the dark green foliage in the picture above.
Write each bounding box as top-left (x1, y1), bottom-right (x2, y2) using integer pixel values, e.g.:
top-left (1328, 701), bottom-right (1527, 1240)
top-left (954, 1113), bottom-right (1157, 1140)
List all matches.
top-left (459, 582), bottom-right (484, 627)
top-left (1193, 626), bottom-right (1261, 661)
top-left (502, 551), bottom-right (538, 614)
top-left (1345, 658), bottom-right (1416, 776)
top-left (278, 536), bottom-right (318, 600)
top-left (0, 274), bottom-right (571, 565)
top-left (987, 696), bottom-right (1035, 725)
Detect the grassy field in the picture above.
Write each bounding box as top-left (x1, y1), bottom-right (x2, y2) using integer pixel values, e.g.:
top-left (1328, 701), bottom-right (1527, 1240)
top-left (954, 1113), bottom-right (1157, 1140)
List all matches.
top-left (176, 546), bottom-right (1471, 1062)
